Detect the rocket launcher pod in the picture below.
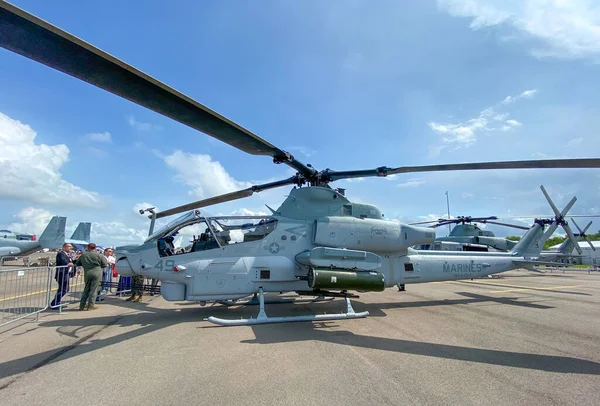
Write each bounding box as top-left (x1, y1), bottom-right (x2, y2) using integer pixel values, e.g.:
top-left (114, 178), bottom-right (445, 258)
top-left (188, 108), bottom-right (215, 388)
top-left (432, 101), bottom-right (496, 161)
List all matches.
top-left (308, 268), bottom-right (386, 292)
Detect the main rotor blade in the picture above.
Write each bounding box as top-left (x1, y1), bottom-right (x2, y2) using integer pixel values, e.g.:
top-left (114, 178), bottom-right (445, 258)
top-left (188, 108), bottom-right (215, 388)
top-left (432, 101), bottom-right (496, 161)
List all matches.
top-left (409, 220), bottom-right (441, 226)
top-left (503, 215), bottom-right (600, 219)
top-left (154, 176), bottom-right (298, 219)
top-left (325, 159), bottom-right (600, 182)
top-left (485, 220), bottom-right (530, 231)
top-left (0, 2), bottom-right (316, 178)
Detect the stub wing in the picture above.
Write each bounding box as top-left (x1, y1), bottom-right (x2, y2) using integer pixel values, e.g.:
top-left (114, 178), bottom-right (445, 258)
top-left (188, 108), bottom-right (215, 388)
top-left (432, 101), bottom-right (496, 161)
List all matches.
top-left (513, 259), bottom-right (569, 269)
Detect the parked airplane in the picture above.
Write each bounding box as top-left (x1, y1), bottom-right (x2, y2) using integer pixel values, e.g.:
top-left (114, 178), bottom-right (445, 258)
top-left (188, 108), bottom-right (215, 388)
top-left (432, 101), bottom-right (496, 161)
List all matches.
top-left (0, 217), bottom-right (66, 258)
top-left (66, 222), bottom-right (92, 246)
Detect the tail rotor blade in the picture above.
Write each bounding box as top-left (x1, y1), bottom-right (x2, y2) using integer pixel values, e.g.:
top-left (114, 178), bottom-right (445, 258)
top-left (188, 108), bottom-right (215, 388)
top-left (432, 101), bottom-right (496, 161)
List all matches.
top-left (559, 196), bottom-right (577, 218)
top-left (573, 218), bottom-right (596, 251)
top-left (542, 222), bottom-right (559, 242)
top-left (584, 237), bottom-right (596, 251)
top-left (562, 222), bottom-right (583, 255)
top-left (540, 185), bottom-right (561, 217)
top-left (582, 220), bottom-right (593, 234)
top-left (571, 218), bottom-right (584, 234)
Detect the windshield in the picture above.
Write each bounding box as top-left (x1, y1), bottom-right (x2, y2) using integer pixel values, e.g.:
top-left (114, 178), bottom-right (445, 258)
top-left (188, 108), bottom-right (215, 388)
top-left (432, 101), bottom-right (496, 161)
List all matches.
top-left (146, 213), bottom-right (279, 254)
top-left (207, 217), bottom-right (278, 246)
top-left (145, 210), bottom-right (201, 243)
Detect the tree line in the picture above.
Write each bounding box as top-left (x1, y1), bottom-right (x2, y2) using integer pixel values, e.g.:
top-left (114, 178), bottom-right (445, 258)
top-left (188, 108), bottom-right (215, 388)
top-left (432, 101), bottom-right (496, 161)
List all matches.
top-left (506, 232), bottom-right (600, 249)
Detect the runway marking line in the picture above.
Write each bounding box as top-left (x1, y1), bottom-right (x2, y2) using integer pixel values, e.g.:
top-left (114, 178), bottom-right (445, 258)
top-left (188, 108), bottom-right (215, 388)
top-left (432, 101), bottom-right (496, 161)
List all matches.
top-left (0, 282), bottom-right (85, 302)
top-left (489, 285), bottom-right (584, 293)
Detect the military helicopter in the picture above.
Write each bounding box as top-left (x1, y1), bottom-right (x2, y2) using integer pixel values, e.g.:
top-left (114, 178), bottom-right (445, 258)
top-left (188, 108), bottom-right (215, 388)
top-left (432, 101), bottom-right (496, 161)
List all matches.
top-left (2, 2), bottom-right (600, 326)
top-left (410, 216), bottom-right (529, 252)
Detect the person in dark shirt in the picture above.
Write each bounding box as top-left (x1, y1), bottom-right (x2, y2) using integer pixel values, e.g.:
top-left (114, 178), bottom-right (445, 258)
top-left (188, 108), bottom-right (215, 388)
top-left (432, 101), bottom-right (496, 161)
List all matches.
top-left (50, 243), bottom-right (74, 308)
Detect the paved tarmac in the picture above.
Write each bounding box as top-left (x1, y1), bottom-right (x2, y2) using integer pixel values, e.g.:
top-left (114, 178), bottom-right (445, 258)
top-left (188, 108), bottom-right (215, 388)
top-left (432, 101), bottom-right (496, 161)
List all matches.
top-left (0, 269), bottom-right (599, 405)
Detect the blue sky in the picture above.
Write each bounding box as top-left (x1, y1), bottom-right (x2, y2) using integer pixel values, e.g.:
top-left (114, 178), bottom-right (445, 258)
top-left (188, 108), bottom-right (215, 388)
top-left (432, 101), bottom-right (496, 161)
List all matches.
top-left (1, 0), bottom-right (599, 246)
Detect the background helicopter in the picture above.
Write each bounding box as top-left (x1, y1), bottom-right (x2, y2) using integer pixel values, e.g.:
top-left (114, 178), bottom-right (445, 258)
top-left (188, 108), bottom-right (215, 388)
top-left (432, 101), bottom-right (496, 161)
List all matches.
top-left (410, 216), bottom-right (528, 252)
top-left (2, 2), bottom-right (600, 326)
top-left (410, 215), bottom-right (598, 251)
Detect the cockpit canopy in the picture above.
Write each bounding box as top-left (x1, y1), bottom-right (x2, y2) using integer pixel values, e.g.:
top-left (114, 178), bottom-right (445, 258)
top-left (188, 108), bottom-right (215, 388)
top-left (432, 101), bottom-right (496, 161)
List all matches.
top-left (145, 210), bottom-right (279, 256)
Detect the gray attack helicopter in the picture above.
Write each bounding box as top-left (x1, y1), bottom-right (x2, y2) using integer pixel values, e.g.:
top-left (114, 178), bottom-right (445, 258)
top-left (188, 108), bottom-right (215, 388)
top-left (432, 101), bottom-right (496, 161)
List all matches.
top-left (410, 216), bottom-right (528, 252)
top-left (2, 2), bottom-right (600, 326)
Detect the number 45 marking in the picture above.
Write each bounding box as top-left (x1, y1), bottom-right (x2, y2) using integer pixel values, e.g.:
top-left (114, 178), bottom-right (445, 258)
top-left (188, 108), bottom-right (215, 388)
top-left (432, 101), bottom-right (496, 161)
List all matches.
top-left (154, 260), bottom-right (175, 271)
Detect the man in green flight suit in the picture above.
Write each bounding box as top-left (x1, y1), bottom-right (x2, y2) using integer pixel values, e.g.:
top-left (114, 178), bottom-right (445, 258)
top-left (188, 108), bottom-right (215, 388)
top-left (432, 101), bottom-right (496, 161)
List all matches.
top-left (76, 243), bottom-right (108, 311)
top-left (127, 274), bottom-right (144, 302)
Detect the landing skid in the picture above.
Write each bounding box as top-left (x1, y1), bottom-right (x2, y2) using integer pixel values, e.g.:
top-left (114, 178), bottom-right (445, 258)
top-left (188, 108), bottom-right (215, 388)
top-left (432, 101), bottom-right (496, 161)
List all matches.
top-left (216, 293), bottom-right (335, 307)
top-left (206, 287), bottom-right (369, 326)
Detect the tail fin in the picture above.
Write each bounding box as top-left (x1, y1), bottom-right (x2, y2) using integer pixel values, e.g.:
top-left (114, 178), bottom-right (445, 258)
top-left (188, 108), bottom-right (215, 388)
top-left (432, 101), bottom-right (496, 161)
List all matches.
top-left (70, 222), bottom-right (91, 242)
top-left (556, 238), bottom-right (575, 255)
top-left (38, 216), bottom-right (66, 249)
top-left (509, 223), bottom-right (545, 258)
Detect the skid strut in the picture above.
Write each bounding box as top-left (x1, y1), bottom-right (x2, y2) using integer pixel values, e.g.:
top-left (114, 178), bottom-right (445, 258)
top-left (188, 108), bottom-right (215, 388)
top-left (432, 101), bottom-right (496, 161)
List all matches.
top-left (216, 293), bottom-right (334, 307)
top-left (206, 287), bottom-right (369, 326)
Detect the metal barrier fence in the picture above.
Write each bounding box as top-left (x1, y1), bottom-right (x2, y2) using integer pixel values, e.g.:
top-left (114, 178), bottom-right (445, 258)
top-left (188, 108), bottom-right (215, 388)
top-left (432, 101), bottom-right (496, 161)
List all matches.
top-left (0, 266), bottom-right (52, 327)
top-left (1, 264), bottom-right (161, 328)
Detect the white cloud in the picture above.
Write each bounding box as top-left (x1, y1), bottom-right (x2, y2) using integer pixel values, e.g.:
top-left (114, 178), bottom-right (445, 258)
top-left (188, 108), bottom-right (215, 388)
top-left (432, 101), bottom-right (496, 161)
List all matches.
top-left (84, 132), bottom-right (112, 143)
top-left (397, 178), bottom-right (426, 188)
top-left (230, 208), bottom-right (269, 216)
top-left (127, 115), bottom-right (162, 132)
top-left (461, 192), bottom-right (474, 198)
top-left (428, 89), bottom-right (534, 150)
top-left (566, 137), bottom-right (584, 147)
top-left (344, 177), bottom-right (365, 183)
top-left (438, 0), bottom-right (600, 60)
top-left (86, 146), bottom-right (108, 158)
top-left (91, 221), bottom-right (148, 247)
top-left (163, 150), bottom-right (252, 199)
top-left (0, 112), bottom-right (105, 208)
top-left (0, 207), bottom-right (55, 235)
top-left (286, 146), bottom-right (317, 158)
top-left (501, 89), bottom-right (538, 105)
top-left (428, 144), bottom-right (448, 159)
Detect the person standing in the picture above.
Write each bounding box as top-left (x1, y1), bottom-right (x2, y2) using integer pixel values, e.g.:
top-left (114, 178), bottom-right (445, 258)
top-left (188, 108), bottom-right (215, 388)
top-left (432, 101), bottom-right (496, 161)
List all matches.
top-left (50, 243), bottom-right (74, 308)
top-left (76, 243), bottom-right (108, 311)
top-left (127, 273), bottom-right (144, 302)
top-left (96, 248), bottom-right (116, 301)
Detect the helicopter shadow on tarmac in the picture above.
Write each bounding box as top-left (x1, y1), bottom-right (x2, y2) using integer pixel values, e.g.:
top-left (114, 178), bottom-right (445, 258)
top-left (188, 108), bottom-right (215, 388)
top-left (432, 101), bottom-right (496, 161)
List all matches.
top-left (3, 288), bottom-right (598, 385)
top-left (240, 320), bottom-right (600, 376)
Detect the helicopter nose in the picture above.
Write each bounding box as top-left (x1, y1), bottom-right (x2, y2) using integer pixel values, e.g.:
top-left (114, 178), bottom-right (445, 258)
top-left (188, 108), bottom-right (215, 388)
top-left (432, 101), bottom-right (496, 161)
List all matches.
top-left (115, 258), bottom-right (135, 277)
